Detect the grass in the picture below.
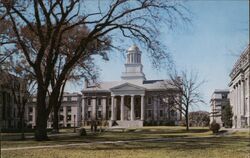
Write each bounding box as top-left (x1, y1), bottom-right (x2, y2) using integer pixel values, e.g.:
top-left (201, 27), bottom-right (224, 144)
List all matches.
top-left (1, 126), bottom-right (250, 158)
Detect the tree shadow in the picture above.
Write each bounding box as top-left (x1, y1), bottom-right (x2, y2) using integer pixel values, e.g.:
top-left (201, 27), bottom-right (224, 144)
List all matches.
top-left (60, 134), bottom-right (250, 152)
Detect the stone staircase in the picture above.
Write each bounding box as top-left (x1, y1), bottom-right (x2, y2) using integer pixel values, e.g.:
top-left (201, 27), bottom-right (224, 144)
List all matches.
top-left (108, 120), bottom-right (143, 128)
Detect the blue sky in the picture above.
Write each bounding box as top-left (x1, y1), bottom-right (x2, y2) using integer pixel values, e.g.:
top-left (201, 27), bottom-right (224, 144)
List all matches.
top-left (66, 0), bottom-right (249, 112)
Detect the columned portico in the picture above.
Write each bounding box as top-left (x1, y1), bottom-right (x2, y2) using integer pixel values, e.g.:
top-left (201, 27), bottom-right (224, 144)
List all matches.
top-left (110, 94), bottom-right (145, 121)
top-left (81, 45), bottom-right (183, 128)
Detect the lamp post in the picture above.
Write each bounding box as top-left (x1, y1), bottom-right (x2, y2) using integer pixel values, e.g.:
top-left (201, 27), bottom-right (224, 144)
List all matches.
top-left (73, 114), bottom-right (76, 133)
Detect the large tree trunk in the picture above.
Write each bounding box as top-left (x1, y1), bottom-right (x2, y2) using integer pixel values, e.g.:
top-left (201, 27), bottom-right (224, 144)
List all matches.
top-left (20, 116), bottom-right (25, 140)
top-left (185, 107), bottom-right (189, 131)
top-left (35, 87), bottom-right (48, 141)
top-left (52, 105), bottom-right (59, 133)
top-left (185, 114), bottom-right (189, 131)
top-left (52, 82), bottom-right (65, 133)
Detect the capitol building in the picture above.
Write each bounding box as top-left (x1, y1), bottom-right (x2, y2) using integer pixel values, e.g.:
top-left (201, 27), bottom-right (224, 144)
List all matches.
top-left (1, 45), bottom-right (181, 129)
top-left (81, 45), bottom-right (181, 128)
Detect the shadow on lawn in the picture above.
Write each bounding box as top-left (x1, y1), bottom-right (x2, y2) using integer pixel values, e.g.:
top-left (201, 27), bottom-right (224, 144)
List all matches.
top-left (131, 128), bottom-right (210, 134)
top-left (3, 128), bottom-right (248, 150)
top-left (2, 127), bottom-right (209, 141)
top-left (61, 135), bottom-right (249, 152)
top-left (63, 141), bottom-right (214, 151)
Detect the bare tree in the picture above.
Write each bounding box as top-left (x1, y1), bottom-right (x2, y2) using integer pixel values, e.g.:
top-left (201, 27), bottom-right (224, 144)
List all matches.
top-left (49, 26), bottom-right (102, 133)
top-left (10, 74), bottom-right (36, 140)
top-left (1, 0), bottom-right (190, 140)
top-left (166, 70), bottom-right (205, 131)
top-left (189, 111), bottom-right (210, 127)
top-left (0, 19), bottom-right (15, 65)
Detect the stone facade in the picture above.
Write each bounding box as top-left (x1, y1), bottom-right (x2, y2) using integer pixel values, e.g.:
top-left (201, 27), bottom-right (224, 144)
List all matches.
top-left (27, 92), bottom-right (82, 128)
top-left (0, 71), bottom-right (25, 129)
top-left (229, 44), bottom-right (250, 128)
top-left (210, 89), bottom-right (230, 127)
top-left (82, 45), bottom-right (181, 128)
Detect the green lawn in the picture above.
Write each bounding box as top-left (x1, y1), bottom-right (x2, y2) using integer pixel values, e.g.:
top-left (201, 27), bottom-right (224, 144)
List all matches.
top-left (1, 126), bottom-right (250, 158)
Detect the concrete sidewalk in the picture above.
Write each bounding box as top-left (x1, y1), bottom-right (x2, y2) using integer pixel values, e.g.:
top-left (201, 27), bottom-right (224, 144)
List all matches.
top-left (1, 138), bottom-right (175, 151)
top-left (1, 132), bottom-right (79, 141)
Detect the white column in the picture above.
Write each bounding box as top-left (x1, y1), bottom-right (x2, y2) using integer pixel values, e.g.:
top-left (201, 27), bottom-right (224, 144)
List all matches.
top-left (92, 98), bottom-right (96, 120)
top-left (32, 106), bottom-right (36, 127)
top-left (141, 95), bottom-right (145, 121)
top-left (233, 86), bottom-right (236, 128)
top-left (132, 53), bottom-right (134, 63)
top-left (233, 86), bottom-right (236, 116)
top-left (236, 84), bottom-right (239, 116)
top-left (81, 97), bottom-right (86, 125)
top-left (111, 96), bottom-right (115, 121)
top-left (131, 95), bottom-right (135, 121)
top-left (239, 82), bottom-right (242, 115)
top-left (114, 97), bottom-right (117, 120)
top-left (237, 83), bottom-right (241, 127)
top-left (102, 97), bottom-right (107, 120)
top-left (63, 106), bottom-right (67, 127)
top-left (153, 96), bottom-right (157, 121)
top-left (120, 95), bottom-right (125, 121)
top-left (236, 84), bottom-right (239, 128)
top-left (241, 80), bottom-right (245, 115)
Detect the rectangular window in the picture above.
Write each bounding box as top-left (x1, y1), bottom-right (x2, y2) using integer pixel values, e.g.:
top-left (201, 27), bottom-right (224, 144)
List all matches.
top-left (171, 110), bottom-right (175, 117)
top-left (97, 98), bottom-right (102, 106)
top-left (87, 111), bottom-right (91, 118)
top-left (67, 106), bottom-right (71, 112)
top-left (71, 97), bottom-right (78, 101)
top-left (88, 98), bottom-right (91, 106)
top-left (108, 111), bottom-right (111, 119)
top-left (13, 108), bottom-right (16, 117)
top-left (60, 115), bottom-right (64, 121)
top-left (29, 107), bottom-right (33, 113)
top-left (67, 124), bottom-right (71, 127)
top-left (63, 97), bottom-right (67, 101)
top-left (160, 98), bottom-right (164, 105)
top-left (222, 94), bottom-right (228, 99)
top-left (147, 110), bottom-right (152, 117)
top-left (109, 98), bottom-right (111, 105)
top-left (168, 97), bottom-right (174, 105)
top-left (60, 107), bottom-right (63, 112)
top-left (148, 97), bottom-right (152, 105)
top-left (67, 115), bottom-right (71, 121)
top-left (14, 96), bottom-right (17, 104)
top-left (135, 110), bottom-right (139, 118)
top-left (0, 92), bottom-right (2, 105)
top-left (98, 111), bottom-right (102, 118)
top-left (2, 92), bottom-right (5, 119)
top-left (160, 110), bottom-right (163, 117)
top-left (28, 115), bottom-right (33, 121)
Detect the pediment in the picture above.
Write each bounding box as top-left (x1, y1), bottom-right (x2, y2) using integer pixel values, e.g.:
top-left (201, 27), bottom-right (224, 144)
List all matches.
top-left (110, 82), bottom-right (145, 91)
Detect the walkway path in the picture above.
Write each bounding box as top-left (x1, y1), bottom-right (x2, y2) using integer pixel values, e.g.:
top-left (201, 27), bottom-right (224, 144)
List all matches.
top-left (1, 137), bottom-right (178, 151)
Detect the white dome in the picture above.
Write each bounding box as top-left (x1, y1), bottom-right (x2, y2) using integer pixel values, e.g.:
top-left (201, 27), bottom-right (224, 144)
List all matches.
top-left (127, 44), bottom-right (140, 52)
